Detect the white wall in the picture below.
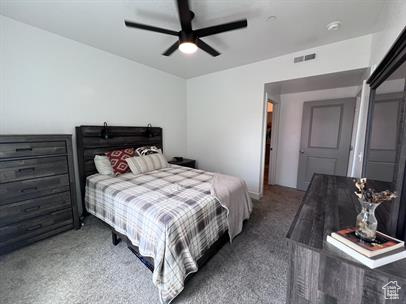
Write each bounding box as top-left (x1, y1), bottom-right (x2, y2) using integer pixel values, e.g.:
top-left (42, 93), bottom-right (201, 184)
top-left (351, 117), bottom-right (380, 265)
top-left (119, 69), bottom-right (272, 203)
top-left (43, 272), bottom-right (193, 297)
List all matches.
top-left (275, 86), bottom-right (361, 188)
top-left (370, 1), bottom-right (406, 66)
top-left (0, 16), bottom-right (187, 210)
top-left (186, 35), bottom-right (372, 196)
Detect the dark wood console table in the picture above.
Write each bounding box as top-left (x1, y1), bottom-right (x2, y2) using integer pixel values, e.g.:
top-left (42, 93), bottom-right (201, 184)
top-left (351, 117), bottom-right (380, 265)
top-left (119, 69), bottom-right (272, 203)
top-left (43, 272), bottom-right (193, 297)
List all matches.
top-left (286, 174), bottom-right (406, 303)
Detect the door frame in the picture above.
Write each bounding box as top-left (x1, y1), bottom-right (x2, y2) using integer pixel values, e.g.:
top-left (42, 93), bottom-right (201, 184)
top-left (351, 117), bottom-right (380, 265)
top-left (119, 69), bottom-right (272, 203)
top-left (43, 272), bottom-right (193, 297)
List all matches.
top-left (269, 101), bottom-right (280, 185)
top-left (259, 89), bottom-right (281, 196)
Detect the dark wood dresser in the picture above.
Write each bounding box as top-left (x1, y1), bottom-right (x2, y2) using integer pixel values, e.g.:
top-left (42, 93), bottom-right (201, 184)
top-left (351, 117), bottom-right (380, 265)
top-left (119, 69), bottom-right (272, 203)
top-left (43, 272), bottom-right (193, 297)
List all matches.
top-left (0, 135), bottom-right (80, 254)
top-left (286, 174), bottom-right (406, 304)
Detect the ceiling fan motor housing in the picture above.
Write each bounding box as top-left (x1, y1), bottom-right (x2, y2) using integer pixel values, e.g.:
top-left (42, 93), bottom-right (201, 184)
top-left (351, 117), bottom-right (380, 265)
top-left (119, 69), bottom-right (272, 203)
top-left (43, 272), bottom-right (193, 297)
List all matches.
top-left (180, 30), bottom-right (196, 44)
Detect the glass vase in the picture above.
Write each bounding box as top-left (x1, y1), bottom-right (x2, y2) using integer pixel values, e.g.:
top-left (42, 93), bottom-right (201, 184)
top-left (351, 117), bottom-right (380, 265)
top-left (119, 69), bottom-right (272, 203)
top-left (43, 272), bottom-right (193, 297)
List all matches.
top-left (355, 199), bottom-right (381, 242)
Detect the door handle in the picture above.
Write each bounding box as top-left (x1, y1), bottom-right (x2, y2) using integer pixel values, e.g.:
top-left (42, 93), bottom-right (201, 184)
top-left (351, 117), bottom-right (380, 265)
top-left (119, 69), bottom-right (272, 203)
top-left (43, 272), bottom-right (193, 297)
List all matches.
top-left (300, 150), bottom-right (304, 154)
top-left (50, 209), bottom-right (67, 216)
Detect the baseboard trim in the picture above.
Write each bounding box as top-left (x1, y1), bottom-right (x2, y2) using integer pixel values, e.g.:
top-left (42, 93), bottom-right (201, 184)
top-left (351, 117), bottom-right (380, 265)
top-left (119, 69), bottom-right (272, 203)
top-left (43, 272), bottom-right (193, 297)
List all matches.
top-left (249, 192), bottom-right (262, 200)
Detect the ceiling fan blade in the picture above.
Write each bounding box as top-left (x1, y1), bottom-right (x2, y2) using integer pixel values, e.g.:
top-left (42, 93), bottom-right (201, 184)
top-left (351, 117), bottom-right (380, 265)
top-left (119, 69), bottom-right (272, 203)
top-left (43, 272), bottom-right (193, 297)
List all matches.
top-left (162, 41), bottom-right (180, 56)
top-left (176, 0), bottom-right (192, 32)
top-left (124, 20), bottom-right (178, 36)
top-left (196, 39), bottom-right (220, 57)
top-left (194, 19), bottom-right (247, 38)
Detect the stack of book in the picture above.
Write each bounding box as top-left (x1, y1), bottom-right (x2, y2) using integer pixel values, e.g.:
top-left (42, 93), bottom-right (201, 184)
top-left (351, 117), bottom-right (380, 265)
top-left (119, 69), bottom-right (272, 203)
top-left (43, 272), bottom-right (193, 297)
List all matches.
top-left (326, 227), bottom-right (406, 268)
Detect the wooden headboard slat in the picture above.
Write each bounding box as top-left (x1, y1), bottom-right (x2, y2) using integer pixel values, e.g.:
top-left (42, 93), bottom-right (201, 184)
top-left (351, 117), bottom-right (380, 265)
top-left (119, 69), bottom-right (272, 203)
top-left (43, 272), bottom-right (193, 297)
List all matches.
top-left (79, 136), bottom-right (162, 148)
top-left (79, 126), bottom-right (151, 136)
top-left (82, 141), bottom-right (161, 158)
top-left (76, 125), bottom-right (163, 215)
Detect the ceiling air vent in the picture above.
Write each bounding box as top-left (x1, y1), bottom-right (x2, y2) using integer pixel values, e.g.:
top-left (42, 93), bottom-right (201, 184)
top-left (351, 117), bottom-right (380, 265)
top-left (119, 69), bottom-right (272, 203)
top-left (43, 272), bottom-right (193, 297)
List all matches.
top-left (305, 53), bottom-right (316, 61)
top-left (294, 53), bottom-right (316, 63)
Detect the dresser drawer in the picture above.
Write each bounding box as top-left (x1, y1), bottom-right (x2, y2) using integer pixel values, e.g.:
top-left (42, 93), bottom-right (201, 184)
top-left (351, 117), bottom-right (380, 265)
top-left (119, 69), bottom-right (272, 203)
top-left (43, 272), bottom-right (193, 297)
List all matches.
top-left (0, 156), bottom-right (68, 183)
top-left (0, 141), bottom-right (66, 159)
top-left (0, 192), bottom-right (71, 226)
top-left (0, 208), bottom-right (73, 244)
top-left (0, 174), bottom-right (70, 206)
top-left (0, 224), bottom-right (72, 255)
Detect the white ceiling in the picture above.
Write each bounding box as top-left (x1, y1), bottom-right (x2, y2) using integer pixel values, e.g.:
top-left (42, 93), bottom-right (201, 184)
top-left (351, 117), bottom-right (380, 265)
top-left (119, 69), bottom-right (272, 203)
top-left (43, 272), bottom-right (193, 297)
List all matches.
top-left (0, 0), bottom-right (391, 78)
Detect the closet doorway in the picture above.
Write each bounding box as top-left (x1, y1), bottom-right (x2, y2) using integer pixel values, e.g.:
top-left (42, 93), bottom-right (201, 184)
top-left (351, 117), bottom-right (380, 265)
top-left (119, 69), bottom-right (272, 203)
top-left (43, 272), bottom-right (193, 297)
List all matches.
top-left (264, 98), bottom-right (280, 186)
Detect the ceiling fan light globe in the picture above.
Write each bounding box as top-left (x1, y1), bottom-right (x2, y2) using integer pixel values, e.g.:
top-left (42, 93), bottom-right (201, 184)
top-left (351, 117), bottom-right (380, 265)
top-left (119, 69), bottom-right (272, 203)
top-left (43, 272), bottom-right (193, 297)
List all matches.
top-left (179, 42), bottom-right (198, 54)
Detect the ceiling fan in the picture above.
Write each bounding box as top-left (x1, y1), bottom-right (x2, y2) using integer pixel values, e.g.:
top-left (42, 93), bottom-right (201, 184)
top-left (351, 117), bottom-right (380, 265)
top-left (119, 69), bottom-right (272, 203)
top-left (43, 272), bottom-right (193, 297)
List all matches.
top-left (124, 0), bottom-right (248, 57)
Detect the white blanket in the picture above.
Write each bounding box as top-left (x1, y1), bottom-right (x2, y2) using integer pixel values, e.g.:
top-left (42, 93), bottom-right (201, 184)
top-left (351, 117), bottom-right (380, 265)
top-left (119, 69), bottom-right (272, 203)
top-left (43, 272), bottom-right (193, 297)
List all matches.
top-left (210, 173), bottom-right (253, 240)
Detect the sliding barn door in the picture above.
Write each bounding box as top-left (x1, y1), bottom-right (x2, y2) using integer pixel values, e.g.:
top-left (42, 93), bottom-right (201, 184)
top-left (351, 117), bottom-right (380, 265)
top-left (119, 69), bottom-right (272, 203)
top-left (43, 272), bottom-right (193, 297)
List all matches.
top-left (297, 98), bottom-right (356, 190)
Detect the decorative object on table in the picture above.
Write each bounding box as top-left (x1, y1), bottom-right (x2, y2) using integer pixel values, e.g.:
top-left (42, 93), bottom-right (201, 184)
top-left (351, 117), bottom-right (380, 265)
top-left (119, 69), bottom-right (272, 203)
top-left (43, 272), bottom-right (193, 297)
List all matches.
top-left (354, 178), bottom-right (397, 242)
top-left (331, 227), bottom-right (404, 257)
top-left (326, 234), bottom-right (406, 269)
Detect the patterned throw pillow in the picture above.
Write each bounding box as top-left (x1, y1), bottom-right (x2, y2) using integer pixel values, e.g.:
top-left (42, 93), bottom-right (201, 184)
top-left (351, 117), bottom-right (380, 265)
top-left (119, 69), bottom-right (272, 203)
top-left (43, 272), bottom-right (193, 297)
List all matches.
top-left (135, 145), bottom-right (162, 156)
top-left (126, 153), bottom-right (168, 175)
top-left (105, 148), bottom-right (135, 175)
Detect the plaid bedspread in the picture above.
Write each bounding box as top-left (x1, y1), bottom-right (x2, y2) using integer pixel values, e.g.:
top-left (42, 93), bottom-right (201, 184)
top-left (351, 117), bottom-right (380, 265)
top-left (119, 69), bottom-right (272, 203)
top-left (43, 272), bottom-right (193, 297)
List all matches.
top-left (85, 165), bottom-right (228, 304)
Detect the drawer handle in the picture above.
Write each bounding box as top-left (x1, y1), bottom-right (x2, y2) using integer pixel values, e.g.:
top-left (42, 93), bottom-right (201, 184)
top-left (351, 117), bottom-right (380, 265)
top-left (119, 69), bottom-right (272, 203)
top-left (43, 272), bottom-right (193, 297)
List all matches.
top-left (24, 205), bottom-right (41, 213)
top-left (51, 209), bottom-right (67, 216)
top-left (16, 148), bottom-right (33, 152)
top-left (18, 167), bottom-right (36, 173)
top-left (20, 186), bottom-right (38, 193)
top-left (26, 224), bottom-right (42, 231)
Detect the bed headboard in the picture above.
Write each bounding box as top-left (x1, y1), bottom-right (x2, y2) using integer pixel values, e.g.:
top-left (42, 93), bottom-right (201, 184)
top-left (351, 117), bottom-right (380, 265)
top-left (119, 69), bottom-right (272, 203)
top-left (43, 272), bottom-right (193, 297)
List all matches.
top-left (75, 125), bottom-right (163, 213)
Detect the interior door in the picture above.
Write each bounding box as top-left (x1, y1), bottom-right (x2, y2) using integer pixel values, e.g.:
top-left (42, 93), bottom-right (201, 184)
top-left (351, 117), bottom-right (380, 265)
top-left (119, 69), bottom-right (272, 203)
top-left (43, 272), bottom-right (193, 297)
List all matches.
top-left (365, 93), bottom-right (403, 182)
top-left (297, 98), bottom-right (356, 190)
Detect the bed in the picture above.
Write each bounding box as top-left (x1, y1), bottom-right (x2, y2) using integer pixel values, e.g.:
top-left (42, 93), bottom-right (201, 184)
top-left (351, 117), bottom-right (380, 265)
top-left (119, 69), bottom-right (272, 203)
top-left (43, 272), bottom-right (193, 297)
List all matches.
top-left (76, 125), bottom-right (252, 303)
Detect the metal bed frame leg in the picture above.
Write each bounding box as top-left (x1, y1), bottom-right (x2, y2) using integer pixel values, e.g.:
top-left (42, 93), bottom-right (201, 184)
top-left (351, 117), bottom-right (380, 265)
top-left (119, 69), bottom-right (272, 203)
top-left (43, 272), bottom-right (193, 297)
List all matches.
top-left (112, 231), bottom-right (121, 246)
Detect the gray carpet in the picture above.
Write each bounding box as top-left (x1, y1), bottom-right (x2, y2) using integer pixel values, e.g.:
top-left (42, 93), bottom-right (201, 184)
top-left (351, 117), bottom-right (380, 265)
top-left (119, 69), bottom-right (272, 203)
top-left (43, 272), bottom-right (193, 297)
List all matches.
top-left (0, 185), bottom-right (303, 304)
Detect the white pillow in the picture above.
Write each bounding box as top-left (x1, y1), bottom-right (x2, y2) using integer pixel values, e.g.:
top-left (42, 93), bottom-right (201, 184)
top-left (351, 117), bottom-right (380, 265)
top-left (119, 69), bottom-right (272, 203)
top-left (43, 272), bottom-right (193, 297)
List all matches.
top-left (126, 153), bottom-right (168, 175)
top-left (94, 155), bottom-right (114, 175)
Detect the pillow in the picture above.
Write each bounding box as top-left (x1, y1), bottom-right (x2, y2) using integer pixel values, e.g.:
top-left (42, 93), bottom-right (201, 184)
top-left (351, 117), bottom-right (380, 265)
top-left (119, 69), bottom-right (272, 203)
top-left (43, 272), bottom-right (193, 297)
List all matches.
top-left (105, 148), bottom-right (135, 175)
top-left (126, 153), bottom-right (168, 175)
top-left (94, 155), bottom-right (114, 175)
top-left (135, 145), bottom-right (162, 156)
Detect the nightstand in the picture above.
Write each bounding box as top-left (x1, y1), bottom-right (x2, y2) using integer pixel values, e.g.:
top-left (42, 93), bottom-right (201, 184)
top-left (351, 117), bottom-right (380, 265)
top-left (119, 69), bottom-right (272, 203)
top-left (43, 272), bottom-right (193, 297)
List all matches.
top-left (168, 158), bottom-right (196, 169)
